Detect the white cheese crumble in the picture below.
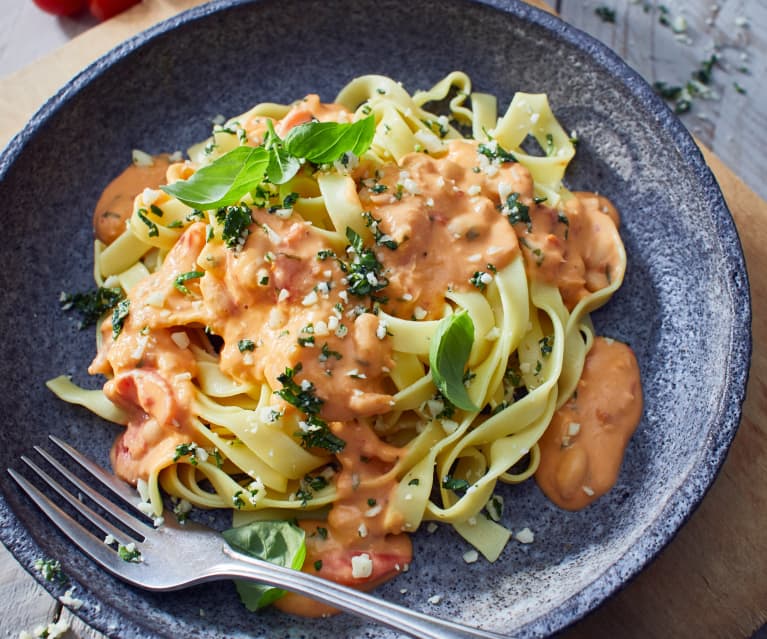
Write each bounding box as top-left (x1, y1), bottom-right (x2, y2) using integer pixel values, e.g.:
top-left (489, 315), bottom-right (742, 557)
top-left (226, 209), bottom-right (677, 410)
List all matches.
top-left (351, 553), bottom-right (373, 578)
top-left (583, 485), bottom-right (595, 496)
top-left (365, 504), bottom-right (383, 517)
top-left (170, 331), bottom-right (190, 349)
top-left (59, 588), bottom-right (83, 610)
top-left (132, 149), bottom-right (154, 167)
top-left (358, 523), bottom-right (368, 538)
top-left (462, 549), bottom-right (479, 564)
top-left (277, 288), bottom-right (290, 303)
top-left (515, 527), bottom-right (535, 544)
top-left (568, 422), bottom-right (581, 436)
top-left (376, 320), bottom-right (388, 340)
top-left (467, 184), bottom-right (482, 196)
top-left (413, 306), bottom-right (427, 320)
top-left (302, 290), bottom-right (318, 306)
top-left (427, 594), bottom-right (442, 605)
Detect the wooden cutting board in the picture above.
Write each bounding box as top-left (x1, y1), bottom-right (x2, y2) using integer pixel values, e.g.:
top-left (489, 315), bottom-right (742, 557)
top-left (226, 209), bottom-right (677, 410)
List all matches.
top-left (1, 1), bottom-right (765, 637)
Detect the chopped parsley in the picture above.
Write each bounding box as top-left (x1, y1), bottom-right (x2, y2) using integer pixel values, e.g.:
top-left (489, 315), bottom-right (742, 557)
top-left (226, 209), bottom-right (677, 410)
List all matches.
top-left (34, 558), bottom-right (65, 583)
top-left (595, 5), bottom-right (616, 23)
top-left (59, 286), bottom-right (124, 329)
top-left (173, 270), bottom-right (204, 295)
top-left (314, 560), bottom-right (323, 571)
top-left (477, 142), bottom-right (517, 163)
top-left (502, 192), bottom-right (531, 231)
top-left (344, 227), bottom-right (389, 299)
top-left (117, 544), bottom-right (142, 563)
top-left (539, 335), bottom-right (554, 357)
top-left (276, 364), bottom-right (345, 453)
top-left (319, 343), bottom-right (342, 362)
top-left (173, 442), bottom-right (203, 465)
top-left (137, 208), bottom-right (159, 237)
top-left (370, 182), bottom-right (388, 194)
top-left (111, 299), bottom-right (130, 339)
top-left (316, 526), bottom-right (328, 539)
top-left (214, 204), bottom-right (253, 249)
top-left (362, 211), bottom-right (398, 250)
top-left (442, 476), bottom-right (470, 492)
top-left (408, 478), bottom-right (420, 486)
top-left (238, 339), bottom-right (256, 352)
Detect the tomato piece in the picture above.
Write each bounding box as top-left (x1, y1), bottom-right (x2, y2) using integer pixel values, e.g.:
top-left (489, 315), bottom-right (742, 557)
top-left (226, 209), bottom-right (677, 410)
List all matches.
top-left (88, 0), bottom-right (140, 21)
top-left (32, 0), bottom-right (88, 16)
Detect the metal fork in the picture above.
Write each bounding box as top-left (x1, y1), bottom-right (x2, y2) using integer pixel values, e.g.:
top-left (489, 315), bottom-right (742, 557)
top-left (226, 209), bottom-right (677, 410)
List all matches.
top-left (8, 435), bottom-right (505, 639)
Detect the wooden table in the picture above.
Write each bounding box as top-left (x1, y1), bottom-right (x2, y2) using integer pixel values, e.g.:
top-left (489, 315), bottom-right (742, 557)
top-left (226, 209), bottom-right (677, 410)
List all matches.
top-left (1, 1), bottom-right (765, 637)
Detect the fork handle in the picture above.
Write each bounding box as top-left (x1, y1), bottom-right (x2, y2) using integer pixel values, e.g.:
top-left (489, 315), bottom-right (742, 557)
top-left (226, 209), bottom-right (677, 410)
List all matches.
top-left (210, 546), bottom-right (506, 639)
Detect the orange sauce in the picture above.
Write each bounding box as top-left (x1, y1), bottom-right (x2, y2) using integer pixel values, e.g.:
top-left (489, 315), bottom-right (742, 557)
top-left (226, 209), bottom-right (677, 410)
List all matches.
top-left (535, 337), bottom-right (643, 510)
top-left (93, 154), bottom-right (172, 245)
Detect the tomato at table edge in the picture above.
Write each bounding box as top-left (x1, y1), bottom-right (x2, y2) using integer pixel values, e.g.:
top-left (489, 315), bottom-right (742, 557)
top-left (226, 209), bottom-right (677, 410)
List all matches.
top-left (32, 0), bottom-right (88, 16)
top-left (88, 0), bottom-right (141, 21)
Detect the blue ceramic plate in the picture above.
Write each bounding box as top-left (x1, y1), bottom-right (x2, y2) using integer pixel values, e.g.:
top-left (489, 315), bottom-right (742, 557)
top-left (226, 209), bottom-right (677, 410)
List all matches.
top-left (0, 1), bottom-right (751, 637)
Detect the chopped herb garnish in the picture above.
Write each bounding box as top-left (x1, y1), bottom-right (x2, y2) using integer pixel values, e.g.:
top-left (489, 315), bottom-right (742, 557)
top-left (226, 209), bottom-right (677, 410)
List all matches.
top-left (319, 343), bottom-right (343, 362)
top-left (316, 526), bottom-right (328, 539)
top-left (298, 335), bottom-right (315, 347)
top-left (137, 208), bottom-right (159, 237)
top-left (238, 339), bottom-right (256, 352)
top-left (173, 442), bottom-right (202, 465)
top-left (363, 211), bottom-right (398, 249)
top-left (317, 249), bottom-right (336, 261)
top-left (367, 498), bottom-right (377, 507)
top-left (370, 183), bottom-right (388, 194)
top-left (34, 558), bottom-right (65, 583)
top-left (59, 286), bottom-right (124, 329)
top-left (539, 335), bottom-right (554, 357)
top-left (118, 544), bottom-right (142, 563)
top-left (733, 82), bottom-right (747, 95)
top-left (149, 204), bottom-right (164, 217)
top-left (344, 227), bottom-right (389, 299)
top-left (595, 6), bottom-right (616, 23)
top-left (215, 204), bottom-right (252, 249)
top-left (232, 490), bottom-right (245, 509)
top-left (276, 364), bottom-right (345, 453)
top-left (502, 192), bottom-right (531, 231)
top-left (314, 560), bottom-right (323, 571)
top-left (545, 133), bottom-right (555, 156)
top-left (111, 299), bottom-right (130, 339)
top-left (173, 270), bottom-right (204, 295)
top-left (408, 478), bottom-right (420, 486)
top-left (477, 142), bottom-right (517, 163)
top-left (442, 476), bottom-right (470, 492)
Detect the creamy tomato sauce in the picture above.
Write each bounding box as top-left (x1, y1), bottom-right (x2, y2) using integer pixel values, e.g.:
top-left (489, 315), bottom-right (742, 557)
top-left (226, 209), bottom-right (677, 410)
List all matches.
top-left (93, 154), bottom-right (172, 245)
top-left (535, 337), bottom-right (642, 510)
top-left (89, 95), bottom-right (643, 614)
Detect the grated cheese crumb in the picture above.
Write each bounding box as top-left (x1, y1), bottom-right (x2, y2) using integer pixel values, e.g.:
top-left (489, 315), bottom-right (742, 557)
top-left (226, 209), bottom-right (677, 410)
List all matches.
top-left (462, 549), bottom-right (479, 564)
top-left (515, 527), bottom-right (535, 544)
top-left (351, 553), bottom-right (373, 578)
top-left (427, 594), bottom-right (442, 605)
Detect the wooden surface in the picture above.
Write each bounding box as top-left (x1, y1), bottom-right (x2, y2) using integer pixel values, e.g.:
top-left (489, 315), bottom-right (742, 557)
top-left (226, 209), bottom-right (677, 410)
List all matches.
top-left (1, 1), bottom-right (765, 637)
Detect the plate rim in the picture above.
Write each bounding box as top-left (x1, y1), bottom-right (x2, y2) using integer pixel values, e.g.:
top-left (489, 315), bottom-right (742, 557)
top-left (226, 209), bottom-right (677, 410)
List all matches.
top-left (0, 0), bottom-right (752, 637)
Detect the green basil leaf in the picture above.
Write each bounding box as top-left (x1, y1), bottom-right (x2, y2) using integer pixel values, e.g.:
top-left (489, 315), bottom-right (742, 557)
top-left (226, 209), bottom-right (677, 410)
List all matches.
top-left (222, 520), bottom-right (306, 611)
top-left (266, 145), bottom-right (301, 185)
top-left (283, 115), bottom-right (375, 164)
top-left (429, 311), bottom-right (479, 412)
top-left (161, 145), bottom-right (270, 209)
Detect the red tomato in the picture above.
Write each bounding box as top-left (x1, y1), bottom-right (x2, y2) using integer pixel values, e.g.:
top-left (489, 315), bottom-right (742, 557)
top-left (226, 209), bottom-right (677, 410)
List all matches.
top-left (32, 0), bottom-right (88, 16)
top-left (88, 0), bottom-right (141, 21)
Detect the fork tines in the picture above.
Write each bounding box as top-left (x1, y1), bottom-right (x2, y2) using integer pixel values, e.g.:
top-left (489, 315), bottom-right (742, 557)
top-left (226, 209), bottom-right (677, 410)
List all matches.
top-left (8, 436), bottom-right (151, 573)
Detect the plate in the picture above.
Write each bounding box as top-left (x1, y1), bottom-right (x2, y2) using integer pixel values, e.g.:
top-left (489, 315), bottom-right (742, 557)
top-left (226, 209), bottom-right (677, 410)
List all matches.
top-left (0, 0), bottom-right (751, 637)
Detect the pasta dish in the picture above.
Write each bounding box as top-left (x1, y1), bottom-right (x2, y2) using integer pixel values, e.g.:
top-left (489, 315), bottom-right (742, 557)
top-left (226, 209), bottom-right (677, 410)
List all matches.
top-left (50, 73), bottom-right (642, 615)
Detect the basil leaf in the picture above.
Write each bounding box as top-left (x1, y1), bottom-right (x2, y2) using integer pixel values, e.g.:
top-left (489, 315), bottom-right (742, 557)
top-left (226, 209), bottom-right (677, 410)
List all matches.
top-left (161, 145), bottom-right (270, 209)
top-left (283, 115), bottom-right (375, 164)
top-left (266, 145), bottom-right (301, 185)
top-left (222, 520), bottom-right (307, 611)
top-left (429, 311), bottom-right (478, 412)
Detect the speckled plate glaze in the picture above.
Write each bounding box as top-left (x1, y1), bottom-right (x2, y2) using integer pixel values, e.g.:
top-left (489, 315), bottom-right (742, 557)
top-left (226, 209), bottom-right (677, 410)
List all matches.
top-left (0, 0), bottom-right (751, 637)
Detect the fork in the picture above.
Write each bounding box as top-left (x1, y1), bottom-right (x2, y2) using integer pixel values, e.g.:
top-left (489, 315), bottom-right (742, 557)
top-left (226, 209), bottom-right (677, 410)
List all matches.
top-left (9, 435), bottom-right (506, 639)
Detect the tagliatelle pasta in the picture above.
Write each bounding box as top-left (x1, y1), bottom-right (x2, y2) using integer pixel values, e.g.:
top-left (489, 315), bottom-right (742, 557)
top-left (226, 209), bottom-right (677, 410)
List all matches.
top-left (50, 73), bottom-right (642, 611)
